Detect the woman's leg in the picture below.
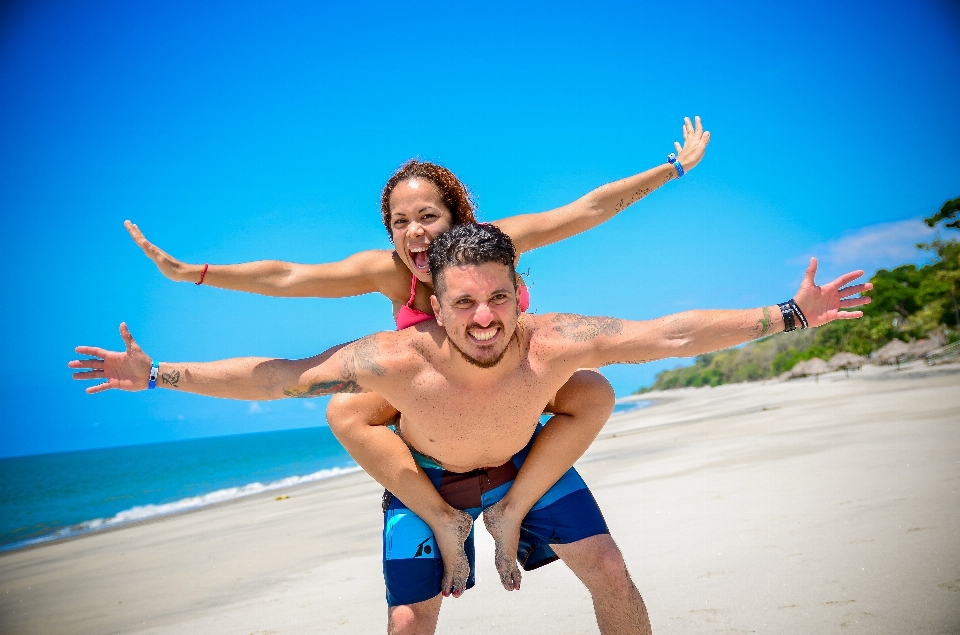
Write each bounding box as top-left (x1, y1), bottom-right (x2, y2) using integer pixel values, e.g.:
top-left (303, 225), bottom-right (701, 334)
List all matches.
top-left (483, 369), bottom-right (616, 590)
top-left (326, 393), bottom-right (472, 597)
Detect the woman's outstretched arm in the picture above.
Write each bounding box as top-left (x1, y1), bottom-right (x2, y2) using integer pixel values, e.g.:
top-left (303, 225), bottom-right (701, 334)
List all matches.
top-left (495, 116), bottom-right (710, 254)
top-left (125, 221), bottom-right (403, 299)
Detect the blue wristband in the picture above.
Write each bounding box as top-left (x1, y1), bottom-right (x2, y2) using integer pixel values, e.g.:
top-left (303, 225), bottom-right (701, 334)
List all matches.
top-left (667, 153), bottom-right (685, 178)
top-left (148, 360), bottom-right (159, 389)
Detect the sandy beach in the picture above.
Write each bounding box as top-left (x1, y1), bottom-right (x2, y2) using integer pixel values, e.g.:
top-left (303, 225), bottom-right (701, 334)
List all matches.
top-left (2, 361), bottom-right (958, 634)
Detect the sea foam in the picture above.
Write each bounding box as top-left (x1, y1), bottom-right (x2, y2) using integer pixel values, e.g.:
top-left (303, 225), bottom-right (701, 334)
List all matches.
top-left (3, 464), bottom-right (361, 552)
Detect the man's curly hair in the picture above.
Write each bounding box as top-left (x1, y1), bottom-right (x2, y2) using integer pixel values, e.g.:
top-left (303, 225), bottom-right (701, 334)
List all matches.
top-left (427, 223), bottom-right (517, 298)
top-left (380, 160), bottom-right (477, 240)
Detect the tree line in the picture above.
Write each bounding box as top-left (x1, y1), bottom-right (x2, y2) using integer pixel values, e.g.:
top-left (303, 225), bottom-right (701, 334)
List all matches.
top-left (636, 196), bottom-right (960, 393)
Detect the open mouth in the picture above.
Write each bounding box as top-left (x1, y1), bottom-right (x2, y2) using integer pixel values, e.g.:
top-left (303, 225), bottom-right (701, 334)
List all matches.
top-left (408, 245), bottom-right (429, 272)
top-left (468, 326), bottom-right (500, 342)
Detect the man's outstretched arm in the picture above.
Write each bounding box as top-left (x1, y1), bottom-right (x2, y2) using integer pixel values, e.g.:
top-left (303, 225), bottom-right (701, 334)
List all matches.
top-left (563, 258), bottom-right (873, 367)
top-left (68, 323), bottom-right (388, 400)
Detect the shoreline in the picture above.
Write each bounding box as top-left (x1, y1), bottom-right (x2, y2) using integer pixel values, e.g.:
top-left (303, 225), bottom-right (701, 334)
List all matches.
top-left (2, 361), bottom-right (958, 634)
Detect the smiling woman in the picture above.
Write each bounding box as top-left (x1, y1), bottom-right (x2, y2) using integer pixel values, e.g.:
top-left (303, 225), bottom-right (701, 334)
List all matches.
top-left (122, 116), bottom-right (709, 597)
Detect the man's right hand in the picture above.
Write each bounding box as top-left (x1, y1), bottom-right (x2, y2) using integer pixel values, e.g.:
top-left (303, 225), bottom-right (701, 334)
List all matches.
top-left (69, 323), bottom-right (152, 394)
top-left (125, 220), bottom-right (194, 283)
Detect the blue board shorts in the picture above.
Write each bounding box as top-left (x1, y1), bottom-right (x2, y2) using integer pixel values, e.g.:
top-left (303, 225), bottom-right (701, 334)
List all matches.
top-left (382, 425), bottom-right (609, 607)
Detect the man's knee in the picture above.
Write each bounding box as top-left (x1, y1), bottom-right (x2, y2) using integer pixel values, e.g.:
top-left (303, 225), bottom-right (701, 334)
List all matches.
top-left (387, 595), bottom-right (442, 635)
top-left (563, 535), bottom-right (634, 592)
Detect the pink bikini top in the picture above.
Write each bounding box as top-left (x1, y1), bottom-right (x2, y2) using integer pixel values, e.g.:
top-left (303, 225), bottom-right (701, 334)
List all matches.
top-left (395, 274), bottom-right (530, 330)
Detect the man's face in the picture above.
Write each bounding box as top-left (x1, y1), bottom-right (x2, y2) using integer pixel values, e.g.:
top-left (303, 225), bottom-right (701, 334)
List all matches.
top-left (388, 178), bottom-right (454, 284)
top-left (430, 262), bottom-right (520, 369)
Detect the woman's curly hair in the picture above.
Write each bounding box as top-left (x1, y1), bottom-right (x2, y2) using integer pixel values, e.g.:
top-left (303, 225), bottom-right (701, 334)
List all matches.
top-left (380, 160), bottom-right (477, 240)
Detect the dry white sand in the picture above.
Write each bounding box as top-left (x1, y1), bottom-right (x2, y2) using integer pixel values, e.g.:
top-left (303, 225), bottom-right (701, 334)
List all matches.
top-left (2, 361), bottom-right (958, 634)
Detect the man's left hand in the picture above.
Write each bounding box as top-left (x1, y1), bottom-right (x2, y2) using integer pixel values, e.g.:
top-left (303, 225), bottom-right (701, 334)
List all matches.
top-left (794, 258), bottom-right (873, 328)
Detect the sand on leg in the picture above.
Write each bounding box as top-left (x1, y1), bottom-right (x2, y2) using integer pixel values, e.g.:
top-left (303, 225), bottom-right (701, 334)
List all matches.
top-left (387, 594), bottom-right (442, 635)
top-left (327, 393), bottom-right (472, 596)
top-left (551, 534), bottom-right (652, 635)
top-left (483, 369), bottom-right (615, 590)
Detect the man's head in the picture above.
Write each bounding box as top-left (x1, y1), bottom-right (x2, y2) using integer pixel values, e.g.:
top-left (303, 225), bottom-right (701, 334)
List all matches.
top-left (427, 223), bottom-right (520, 369)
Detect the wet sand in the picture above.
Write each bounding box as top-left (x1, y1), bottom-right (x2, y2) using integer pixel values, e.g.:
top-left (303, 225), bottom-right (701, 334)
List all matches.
top-left (2, 361), bottom-right (958, 634)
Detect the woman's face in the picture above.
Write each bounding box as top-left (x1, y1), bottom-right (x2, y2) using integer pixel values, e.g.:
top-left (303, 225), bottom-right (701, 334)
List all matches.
top-left (389, 178), bottom-right (454, 284)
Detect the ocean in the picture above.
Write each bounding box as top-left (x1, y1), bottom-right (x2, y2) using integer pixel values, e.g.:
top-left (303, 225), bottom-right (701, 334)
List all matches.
top-left (0, 426), bottom-right (358, 552)
top-left (1, 401), bottom-right (649, 553)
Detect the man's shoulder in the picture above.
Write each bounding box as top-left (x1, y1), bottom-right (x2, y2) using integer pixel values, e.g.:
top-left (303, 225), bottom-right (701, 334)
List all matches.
top-left (358, 326), bottom-right (437, 370)
top-left (525, 312), bottom-right (625, 345)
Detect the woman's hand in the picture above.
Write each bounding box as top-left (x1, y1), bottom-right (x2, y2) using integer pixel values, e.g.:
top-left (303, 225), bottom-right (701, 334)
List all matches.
top-left (125, 220), bottom-right (198, 283)
top-left (673, 116), bottom-right (711, 173)
top-left (69, 323), bottom-right (153, 394)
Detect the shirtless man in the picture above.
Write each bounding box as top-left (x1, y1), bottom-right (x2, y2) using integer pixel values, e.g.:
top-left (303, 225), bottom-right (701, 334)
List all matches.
top-left (70, 223), bottom-right (871, 634)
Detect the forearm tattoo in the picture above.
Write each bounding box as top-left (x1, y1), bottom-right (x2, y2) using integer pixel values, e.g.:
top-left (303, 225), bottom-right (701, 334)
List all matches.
top-left (755, 306), bottom-right (772, 338)
top-left (613, 186), bottom-right (654, 213)
top-left (282, 335), bottom-right (386, 398)
top-left (161, 370), bottom-right (181, 388)
top-left (552, 314), bottom-right (623, 341)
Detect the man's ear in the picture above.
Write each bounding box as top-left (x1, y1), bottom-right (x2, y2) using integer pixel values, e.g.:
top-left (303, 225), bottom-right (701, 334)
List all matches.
top-left (430, 295), bottom-right (444, 326)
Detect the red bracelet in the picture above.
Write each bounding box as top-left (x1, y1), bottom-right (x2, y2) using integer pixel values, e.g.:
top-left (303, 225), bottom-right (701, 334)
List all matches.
top-left (196, 263), bottom-right (209, 285)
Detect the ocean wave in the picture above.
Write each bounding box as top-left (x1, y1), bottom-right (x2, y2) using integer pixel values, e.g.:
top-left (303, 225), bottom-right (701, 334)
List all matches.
top-left (2, 464), bottom-right (361, 552)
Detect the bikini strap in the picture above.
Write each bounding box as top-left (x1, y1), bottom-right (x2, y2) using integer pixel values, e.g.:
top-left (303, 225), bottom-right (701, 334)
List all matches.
top-left (406, 274), bottom-right (418, 308)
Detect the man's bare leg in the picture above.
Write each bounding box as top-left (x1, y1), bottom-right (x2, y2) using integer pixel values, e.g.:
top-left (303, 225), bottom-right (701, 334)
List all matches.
top-left (387, 594), bottom-right (442, 635)
top-left (483, 369), bottom-right (615, 590)
top-left (552, 535), bottom-right (652, 635)
top-left (327, 393), bottom-right (471, 597)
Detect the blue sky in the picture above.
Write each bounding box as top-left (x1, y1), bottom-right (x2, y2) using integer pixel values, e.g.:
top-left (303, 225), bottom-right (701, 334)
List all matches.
top-left (1, 0), bottom-right (958, 457)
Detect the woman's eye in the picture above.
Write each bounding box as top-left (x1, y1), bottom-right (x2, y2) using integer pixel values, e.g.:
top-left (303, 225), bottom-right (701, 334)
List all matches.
top-left (393, 219), bottom-right (408, 227)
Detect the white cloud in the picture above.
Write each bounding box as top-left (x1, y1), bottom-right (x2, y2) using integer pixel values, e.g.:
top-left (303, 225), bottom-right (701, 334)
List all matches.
top-left (302, 401), bottom-right (316, 410)
top-left (248, 402), bottom-right (262, 414)
top-left (796, 218), bottom-right (937, 275)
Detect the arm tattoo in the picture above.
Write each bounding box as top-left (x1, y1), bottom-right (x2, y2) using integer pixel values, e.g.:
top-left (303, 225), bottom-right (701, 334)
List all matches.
top-left (613, 186), bottom-right (654, 213)
top-left (284, 379), bottom-right (361, 397)
top-left (552, 314), bottom-right (623, 341)
top-left (755, 306), bottom-right (772, 338)
top-left (661, 171), bottom-right (674, 186)
top-left (282, 335), bottom-right (386, 398)
top-left (340, 335), bottom-right (387, 381)
top-left (161, 370), bottom-right (180, 388)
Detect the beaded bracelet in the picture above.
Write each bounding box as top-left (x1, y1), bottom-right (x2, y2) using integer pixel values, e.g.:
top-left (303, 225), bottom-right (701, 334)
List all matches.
top-left (667, 153), bottom-right (685, 178)
top-left (148, 360), bottom-right (160, 389)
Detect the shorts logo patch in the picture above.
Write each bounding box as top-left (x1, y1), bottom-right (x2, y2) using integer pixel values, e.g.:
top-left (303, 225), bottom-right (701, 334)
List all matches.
top-left (414, 537), bottom-right (434, 558)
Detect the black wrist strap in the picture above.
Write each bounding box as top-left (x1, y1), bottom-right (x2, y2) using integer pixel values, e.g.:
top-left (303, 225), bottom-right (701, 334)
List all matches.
top-left (778, 299), bottom-right (808, 333)
top-left (778, 302), bottom-right (796, 332)
top-left (787, 299), bottom-right (808, 329)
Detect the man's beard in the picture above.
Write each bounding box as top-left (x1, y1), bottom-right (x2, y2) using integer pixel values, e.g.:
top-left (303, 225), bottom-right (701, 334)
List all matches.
top-left (447, 323), bottom-right (514, 369)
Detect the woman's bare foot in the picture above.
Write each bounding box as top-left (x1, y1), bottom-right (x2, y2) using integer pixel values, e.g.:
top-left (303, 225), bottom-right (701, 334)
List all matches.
top-left (434, 509), bottom-right (473, 598)
top-left (482, 499), bottom-right (523, 591)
